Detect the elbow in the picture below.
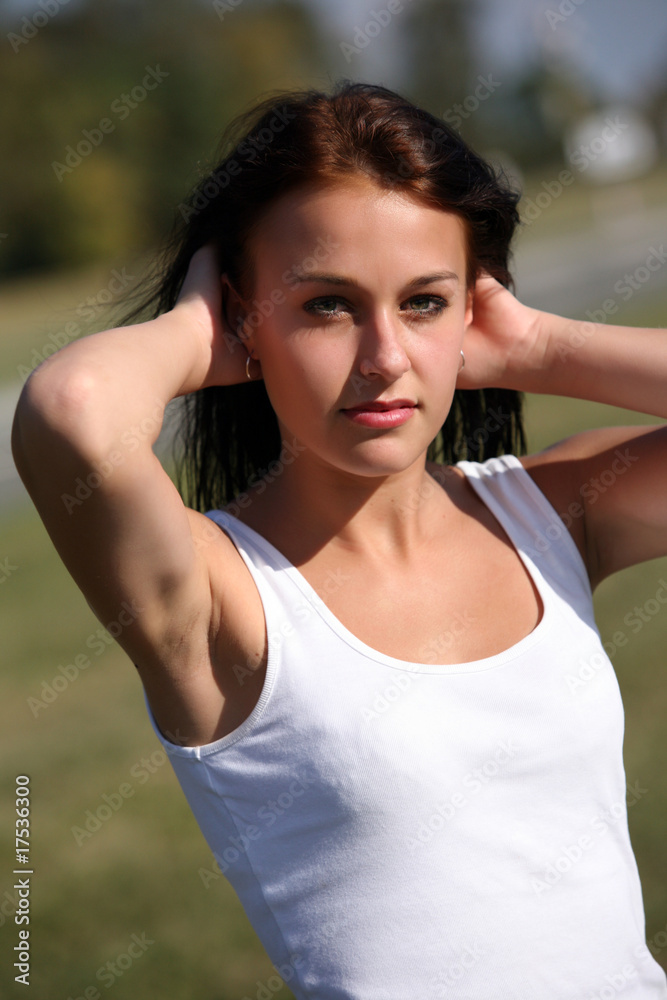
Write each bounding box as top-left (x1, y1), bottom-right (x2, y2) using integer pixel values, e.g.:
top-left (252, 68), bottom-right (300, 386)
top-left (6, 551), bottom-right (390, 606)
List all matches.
top-left (11, 368), bottom-right (100, 480)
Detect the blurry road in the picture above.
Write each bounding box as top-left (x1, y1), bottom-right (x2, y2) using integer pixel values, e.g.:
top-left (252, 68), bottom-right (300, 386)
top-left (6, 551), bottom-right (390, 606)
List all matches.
top-left (513, 204), bottom-right (667, 316)
top-left (2, 204), bottom-right (666, 511)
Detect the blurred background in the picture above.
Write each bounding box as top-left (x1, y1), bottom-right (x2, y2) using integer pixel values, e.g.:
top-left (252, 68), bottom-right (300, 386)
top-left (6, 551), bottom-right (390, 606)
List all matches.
top-left (1, 0), bottom-right (666, 995)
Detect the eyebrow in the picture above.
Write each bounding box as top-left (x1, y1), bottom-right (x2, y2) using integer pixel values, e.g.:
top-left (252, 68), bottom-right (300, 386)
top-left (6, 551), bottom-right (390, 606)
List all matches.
top-left (289, 270), bottom-right (460, 288)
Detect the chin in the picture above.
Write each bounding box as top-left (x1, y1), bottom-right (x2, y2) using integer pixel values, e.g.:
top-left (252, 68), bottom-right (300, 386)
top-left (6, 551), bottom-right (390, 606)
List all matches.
top-left (337, 442), bottom-right (428, 478)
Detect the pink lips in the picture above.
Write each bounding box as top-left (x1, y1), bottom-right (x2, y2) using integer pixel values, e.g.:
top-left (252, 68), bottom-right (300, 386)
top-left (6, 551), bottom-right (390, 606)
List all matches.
top-left (341, 399), bottom-right (417, 428)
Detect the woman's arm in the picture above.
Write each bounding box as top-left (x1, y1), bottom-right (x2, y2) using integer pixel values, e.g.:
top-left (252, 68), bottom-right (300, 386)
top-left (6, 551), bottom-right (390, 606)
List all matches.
top-left (460, 275), bottom-right (667, 587)
top-left (11, 248), bottom-right (253, 743)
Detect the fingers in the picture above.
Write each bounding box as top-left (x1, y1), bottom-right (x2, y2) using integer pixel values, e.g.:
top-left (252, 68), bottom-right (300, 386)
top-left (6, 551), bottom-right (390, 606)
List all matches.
top-left (177, 248), bottom-right (225, 320)
top-left (472, 271), bottom-right (504, 296)
top-left (182, 244), bottom-right (220, 293)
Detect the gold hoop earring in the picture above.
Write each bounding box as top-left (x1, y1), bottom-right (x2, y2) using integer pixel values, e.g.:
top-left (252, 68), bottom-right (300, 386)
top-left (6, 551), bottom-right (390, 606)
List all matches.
top-left (459, 350), bottom-right (465, 372)
top-left (245, 354), bottom-right (262, 381)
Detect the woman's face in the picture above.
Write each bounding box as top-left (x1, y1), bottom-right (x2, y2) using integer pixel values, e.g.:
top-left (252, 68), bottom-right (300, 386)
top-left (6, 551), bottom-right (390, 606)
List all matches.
top-left (240, 175), bottom-right (473, 479)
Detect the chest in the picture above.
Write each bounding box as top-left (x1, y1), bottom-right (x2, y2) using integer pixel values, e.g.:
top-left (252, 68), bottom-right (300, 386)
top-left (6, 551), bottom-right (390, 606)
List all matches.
top-left (295, 520), bottom-right (544, 665)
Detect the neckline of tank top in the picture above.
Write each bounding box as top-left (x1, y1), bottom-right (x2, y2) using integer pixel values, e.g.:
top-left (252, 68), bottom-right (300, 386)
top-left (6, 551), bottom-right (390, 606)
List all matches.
top-left (210, 511), bottom-right (555, 677)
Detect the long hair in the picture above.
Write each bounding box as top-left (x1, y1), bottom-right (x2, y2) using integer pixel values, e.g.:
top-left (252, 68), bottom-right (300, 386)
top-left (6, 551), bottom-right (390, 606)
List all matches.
top-left (126, 80), bottom-right (526, 512)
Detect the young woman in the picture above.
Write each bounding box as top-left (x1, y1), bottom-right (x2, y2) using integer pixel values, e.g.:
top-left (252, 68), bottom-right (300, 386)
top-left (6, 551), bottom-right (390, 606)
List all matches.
top-left (12, 82), bottom-right (667, 996)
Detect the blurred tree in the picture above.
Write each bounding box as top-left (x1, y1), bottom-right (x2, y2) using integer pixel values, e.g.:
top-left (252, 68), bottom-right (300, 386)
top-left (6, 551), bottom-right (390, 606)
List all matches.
top-left (401, 0), bottom-right (590, 171)
top-left (475, 66), bottom-right (574, 170)
top-left (402, 0), bottom-right (475, 131)
top-left (0, 0), bottom-right (331, 276)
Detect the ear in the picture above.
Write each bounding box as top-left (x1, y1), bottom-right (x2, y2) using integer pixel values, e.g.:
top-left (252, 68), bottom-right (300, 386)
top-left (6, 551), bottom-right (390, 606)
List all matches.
top-left (464, 285), bottom-right (474, 329)
top-left (221, 274), bottom-right (252, 350)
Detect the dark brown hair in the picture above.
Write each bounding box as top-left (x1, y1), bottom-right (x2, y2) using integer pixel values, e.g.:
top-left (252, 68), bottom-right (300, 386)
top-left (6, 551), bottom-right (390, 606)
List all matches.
top-left (130, 80), bottom-right (525, 511)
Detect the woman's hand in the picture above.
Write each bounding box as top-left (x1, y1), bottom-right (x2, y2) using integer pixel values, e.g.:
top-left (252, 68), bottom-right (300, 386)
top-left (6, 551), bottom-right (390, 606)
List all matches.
top-left (457, 273), bottom-right (544, 392)
top-left (459, 271), bottom-right (667, 420)
top-left (172, 245), bottom-right (251, 389)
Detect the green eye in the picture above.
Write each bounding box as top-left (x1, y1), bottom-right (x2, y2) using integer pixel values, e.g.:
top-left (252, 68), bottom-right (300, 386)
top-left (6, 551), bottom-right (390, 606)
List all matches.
top-left (303, 297), bottom-right (348, 319)
top-left (303, 294), bottom-right (448, 321)
top-left (405, 295), bottom-right (448, 315)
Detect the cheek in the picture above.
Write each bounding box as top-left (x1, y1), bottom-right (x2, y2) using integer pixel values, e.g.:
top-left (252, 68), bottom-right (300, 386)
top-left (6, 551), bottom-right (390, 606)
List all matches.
top-left (413, 324), bottom-right (462, 375)
top-left (260, 326), bottom-right (351, 414)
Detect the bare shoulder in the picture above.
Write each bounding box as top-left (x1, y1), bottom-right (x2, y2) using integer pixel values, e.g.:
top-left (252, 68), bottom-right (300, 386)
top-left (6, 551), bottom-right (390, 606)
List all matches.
top-left (517, 425), bottom-right (663, 567)
top-left (518, 424), bottom-right (657, 500)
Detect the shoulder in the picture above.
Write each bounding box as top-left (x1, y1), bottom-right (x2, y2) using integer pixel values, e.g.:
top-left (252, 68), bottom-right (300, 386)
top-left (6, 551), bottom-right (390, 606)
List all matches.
top-left (522, 424), bottom-right (667, 587)
top-left (517, 440), bottom-right (590, 565)
top-left (427, 442), bottom-right (594, 564)
top-left (516, 425), bottom-right (662, 575)
top-left (517, 424), bottom-right (650, 506)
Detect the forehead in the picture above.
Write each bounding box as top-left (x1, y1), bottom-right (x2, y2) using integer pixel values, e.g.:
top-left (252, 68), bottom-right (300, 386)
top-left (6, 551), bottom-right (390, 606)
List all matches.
top-left (248, 177), bottom-right (468, 281)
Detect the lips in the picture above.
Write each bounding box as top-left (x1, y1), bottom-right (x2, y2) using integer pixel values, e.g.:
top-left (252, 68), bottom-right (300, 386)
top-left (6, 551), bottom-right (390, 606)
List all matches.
top-left (340, 399), bottom-right (417, 429)
top-left (342, 398), bottom-right (417, 412)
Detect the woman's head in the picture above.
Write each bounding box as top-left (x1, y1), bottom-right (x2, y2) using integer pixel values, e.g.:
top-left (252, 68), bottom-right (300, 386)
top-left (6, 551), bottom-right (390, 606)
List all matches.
top-left (230, 174), bottom-right (475, 483)
top-left (171, 81), bottom-right (519, 303)
top-left (141, 81), bottom-right (525, 510)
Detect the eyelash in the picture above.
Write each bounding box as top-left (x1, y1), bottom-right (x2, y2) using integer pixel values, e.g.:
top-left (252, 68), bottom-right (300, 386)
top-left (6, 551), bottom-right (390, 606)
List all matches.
top-left (303, 295), bottom-right (449, 321)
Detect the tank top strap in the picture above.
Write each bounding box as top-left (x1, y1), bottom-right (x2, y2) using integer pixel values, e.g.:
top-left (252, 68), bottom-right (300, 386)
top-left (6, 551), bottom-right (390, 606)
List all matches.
top-left (456, 455), bottom-right (594, 619)
top-left (204, 508), bottom-right (301, 625)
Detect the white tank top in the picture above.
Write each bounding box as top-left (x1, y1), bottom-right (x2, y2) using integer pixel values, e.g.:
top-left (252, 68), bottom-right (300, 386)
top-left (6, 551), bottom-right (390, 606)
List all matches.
top-left (144, 455), bottom-right (667, 998)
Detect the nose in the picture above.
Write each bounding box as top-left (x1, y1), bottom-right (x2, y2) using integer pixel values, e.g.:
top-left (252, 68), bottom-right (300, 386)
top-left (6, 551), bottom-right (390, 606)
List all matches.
top-left (358, 310), bottom-right (412, 381)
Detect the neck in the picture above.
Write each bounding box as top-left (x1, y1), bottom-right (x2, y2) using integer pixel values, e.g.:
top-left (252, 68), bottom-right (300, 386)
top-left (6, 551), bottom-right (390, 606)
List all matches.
top-left (239, 446), bottom-right (461, 565)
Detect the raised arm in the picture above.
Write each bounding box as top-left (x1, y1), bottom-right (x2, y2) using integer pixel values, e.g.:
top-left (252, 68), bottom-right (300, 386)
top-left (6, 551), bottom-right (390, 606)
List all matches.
top-left (460, 274), bottom-right (667, 587)
top-left (11, 248), bottom-right (255, 744)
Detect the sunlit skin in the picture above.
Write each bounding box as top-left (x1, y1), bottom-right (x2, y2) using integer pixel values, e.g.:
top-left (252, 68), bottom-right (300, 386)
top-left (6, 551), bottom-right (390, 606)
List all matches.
top-left (227, 176), bottom-right (475, 559)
